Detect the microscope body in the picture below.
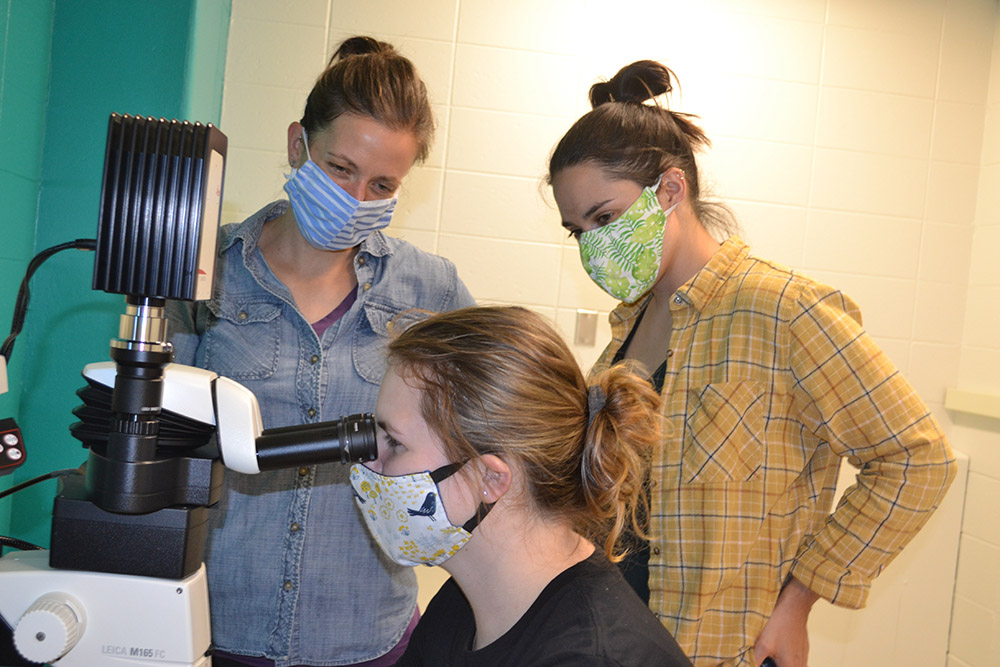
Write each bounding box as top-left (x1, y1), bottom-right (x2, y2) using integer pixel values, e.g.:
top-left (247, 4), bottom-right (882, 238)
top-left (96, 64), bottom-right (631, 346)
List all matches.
top-left (0, 114), bottom-right (375, 666)
top-left (0, 359), bottom-right (254, 666)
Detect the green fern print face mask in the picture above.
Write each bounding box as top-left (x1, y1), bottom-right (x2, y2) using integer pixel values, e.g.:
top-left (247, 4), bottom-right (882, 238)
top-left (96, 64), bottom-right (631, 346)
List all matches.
top-left (578, 178), bottom-right (677, 303)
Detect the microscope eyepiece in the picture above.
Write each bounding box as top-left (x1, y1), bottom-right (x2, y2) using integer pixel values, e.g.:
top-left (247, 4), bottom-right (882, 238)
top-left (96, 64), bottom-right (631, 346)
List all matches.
top-left (254, 413), bottom-right (378, 472)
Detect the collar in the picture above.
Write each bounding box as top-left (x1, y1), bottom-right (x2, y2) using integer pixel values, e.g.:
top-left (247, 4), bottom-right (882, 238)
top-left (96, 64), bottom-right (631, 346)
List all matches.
top-left (608, 235), bottom-right (750, 327)
top-left (675, 235), bottom-right (749, 312)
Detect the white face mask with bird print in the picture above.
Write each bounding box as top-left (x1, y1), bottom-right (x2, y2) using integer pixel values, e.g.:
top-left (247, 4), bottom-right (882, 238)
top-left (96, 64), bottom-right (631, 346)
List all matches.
top-left (577, 175), bottom-right (678, 303)
top-left (349, 461), bottom-right (491, 567)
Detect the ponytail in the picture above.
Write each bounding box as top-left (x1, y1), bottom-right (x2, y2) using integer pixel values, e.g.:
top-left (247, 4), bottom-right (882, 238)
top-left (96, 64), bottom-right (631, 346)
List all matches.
top-left (580, 364), bottom-right (662, 561)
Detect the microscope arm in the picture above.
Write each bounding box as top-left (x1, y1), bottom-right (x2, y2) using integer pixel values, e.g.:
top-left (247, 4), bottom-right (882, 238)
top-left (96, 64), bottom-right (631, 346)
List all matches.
top-left (81, 361), bottom-right (264, 474)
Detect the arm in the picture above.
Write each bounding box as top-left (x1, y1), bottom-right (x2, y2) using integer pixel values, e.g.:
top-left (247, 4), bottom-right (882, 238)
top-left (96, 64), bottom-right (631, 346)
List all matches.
top-left (446, 274), bottom-right (476, 310)
top-left (752, 576), bottom-right (819, 667)
top-left (752, 283), bottom-right (957, 666)
top-left (785, 283), bottom-right (956, 608)
top-left (164, 298), bottom-right (206, 366)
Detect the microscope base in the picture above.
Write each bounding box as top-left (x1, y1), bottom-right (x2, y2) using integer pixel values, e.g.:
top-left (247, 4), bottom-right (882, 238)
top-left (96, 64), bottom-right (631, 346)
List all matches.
top-left (0, 549), bottom-right (211, 666)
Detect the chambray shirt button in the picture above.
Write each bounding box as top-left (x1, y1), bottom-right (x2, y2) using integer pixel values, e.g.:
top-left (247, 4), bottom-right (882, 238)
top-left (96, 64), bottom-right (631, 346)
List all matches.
top-left (363, 282), bottom-right (372, 291)
top-left (310, 354), bottom-right (319, 364)
top-left (307, 408), bottom-right (317, 418)
top-left (283, 580), bottom-right (294, 591)
top-left (290, 523), bottom-right (300, 532)
top-left (357, 256), bottom-right (366, 266)
top-left (298, 467), bottom-right (309, 476)
top-left (238, 311), bottom-right (248, 320)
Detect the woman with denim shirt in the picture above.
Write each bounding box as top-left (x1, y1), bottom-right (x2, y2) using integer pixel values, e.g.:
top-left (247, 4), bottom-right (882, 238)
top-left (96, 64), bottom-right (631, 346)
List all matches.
top-left (166, 37), bottom-right (474, 667)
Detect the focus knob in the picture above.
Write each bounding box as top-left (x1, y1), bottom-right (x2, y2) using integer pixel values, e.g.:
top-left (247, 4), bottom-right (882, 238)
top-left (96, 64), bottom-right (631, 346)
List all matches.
top-left (13, 593), bottom-right (85, 663)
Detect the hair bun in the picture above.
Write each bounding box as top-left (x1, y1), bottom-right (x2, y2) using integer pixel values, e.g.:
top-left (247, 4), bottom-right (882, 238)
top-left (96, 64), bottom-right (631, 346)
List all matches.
top-left (331, 36), bottom-right (396, 63)
top-left (588, 59), bottom-right (676, 109)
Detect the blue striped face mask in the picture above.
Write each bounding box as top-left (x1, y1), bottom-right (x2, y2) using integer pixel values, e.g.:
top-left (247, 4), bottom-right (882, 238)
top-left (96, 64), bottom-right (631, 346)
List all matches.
top-left (283, 128), bottom-right (398, 250)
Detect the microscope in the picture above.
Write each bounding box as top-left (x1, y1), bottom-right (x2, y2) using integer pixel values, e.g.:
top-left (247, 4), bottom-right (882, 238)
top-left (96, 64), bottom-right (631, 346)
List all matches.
top-left (0, 114), bottom-right (377, 666)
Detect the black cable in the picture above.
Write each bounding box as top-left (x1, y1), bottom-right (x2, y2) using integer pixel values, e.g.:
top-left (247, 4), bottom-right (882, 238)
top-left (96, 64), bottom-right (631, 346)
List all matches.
top-left (0, 238), bottom-right (97, 361)
top-left (0, 469), bottom-right (80, 552)
top-left (0, 468), bottom-right (81, 500)
top-left (0, 535), bottom-right (42, 551)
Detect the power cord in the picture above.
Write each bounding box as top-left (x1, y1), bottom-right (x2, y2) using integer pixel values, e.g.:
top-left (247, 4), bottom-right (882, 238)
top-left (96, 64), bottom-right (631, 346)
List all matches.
top-left (0, 469), bottom-right (82, 553)
top-left (0, 239), bottom-right (97, 362)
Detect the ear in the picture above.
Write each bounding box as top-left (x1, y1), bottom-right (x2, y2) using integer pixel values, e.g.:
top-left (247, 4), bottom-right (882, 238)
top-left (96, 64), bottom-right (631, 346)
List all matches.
top-left (478, 454), bottom-right (512, 503)
top-left (656, 167), bottom-right (687, 210)
top-left (287, 121), bottom-right (305, 168)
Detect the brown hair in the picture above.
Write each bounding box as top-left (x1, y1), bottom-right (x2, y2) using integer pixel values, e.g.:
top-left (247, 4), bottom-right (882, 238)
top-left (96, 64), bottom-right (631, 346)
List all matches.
top-left (386, 306), bottom-right (661, 561)
top-left (548, 60), bottom-right (737, 237)
top-left (300, 36), bottom-right (434, 162)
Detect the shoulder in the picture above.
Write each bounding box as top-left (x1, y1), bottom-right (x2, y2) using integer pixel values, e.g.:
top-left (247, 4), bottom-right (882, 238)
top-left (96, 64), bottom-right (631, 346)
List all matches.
top-left (366, 233), bottom-right (474, 310)
top-left (378, 234), bottom-right (460, 277)
top-left (716, 248), bottom-right (862, 328)
top-left (524, 555), bottom-right (692, 666)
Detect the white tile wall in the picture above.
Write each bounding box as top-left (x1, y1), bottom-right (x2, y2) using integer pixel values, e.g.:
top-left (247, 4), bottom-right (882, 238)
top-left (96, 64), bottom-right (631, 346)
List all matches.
top-left (218, 0), bottom-right (1000, 663)
top-left (950, 6), bottom-right (1000, 666)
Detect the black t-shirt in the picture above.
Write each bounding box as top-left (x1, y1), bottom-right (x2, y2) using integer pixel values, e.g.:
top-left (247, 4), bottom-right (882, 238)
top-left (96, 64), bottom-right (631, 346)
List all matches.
top-left (394, 552), bottom-right (692, 667)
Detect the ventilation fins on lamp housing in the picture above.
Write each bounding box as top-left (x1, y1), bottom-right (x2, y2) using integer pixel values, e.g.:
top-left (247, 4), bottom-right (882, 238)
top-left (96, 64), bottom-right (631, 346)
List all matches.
top-left (93, 113), bottom-right (227, 301)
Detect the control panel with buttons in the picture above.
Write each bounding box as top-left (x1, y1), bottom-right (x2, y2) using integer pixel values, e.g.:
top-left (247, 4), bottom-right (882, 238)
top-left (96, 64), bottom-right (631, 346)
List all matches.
top-left (0, 417), bottom-right (26, 474)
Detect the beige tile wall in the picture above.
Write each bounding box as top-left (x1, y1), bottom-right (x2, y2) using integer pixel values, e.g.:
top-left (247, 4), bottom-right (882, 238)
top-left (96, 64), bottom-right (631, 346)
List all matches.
top-left (948, 8), bottom-right (1000, 667)
top-left (218, 0), bottom-right (999, 663)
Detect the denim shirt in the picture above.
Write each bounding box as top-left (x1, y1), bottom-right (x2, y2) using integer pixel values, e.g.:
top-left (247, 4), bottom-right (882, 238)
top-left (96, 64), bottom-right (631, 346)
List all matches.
top-left (166, 201), bottom-right (475, 666)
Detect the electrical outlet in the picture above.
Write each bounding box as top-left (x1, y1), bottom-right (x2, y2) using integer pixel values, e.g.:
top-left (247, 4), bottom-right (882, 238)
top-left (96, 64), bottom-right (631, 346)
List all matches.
top-left (574, 310), bottom-right (598, 346)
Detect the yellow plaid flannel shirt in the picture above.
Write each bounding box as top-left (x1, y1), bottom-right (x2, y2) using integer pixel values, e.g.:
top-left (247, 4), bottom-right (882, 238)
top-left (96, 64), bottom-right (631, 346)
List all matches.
top-left (592, 237), bottom-right (956, 666)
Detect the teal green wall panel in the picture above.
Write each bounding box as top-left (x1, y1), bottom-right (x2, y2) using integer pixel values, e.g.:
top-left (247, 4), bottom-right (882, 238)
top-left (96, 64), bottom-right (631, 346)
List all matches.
top-left (0, 3), bottom-right (51, 183)
top-left (185, 0), bottom-right (231, 123)
top-left (0, 0), bottom-right (54, 540)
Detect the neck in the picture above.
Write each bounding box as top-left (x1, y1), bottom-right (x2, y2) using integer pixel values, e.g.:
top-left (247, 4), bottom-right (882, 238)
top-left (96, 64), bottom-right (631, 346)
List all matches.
top-left (259, 209), bottom-right (359, 276)
top-left (652, 210), bottom-right (721, 300)
top-left (442, 511), bottom-right (595, 650)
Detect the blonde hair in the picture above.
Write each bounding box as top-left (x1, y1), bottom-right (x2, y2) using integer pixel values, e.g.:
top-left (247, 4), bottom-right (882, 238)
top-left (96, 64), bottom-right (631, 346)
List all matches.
top-left (387, 306), bottom-right (661, 561)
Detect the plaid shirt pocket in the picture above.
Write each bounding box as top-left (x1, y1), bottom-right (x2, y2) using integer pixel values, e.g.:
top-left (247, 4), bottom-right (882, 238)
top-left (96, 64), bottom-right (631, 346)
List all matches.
top-left (684, 381), bottom-right (764, 484)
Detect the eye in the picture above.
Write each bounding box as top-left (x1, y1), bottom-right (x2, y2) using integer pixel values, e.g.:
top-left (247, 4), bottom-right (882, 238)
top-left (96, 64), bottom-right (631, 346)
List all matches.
top-left (376, 425), bottom-right (404, 454)
top-left (371, 181), bottom-right (395, 196)
top-left (594, 211), bottom-right (617, 226)
top-left (385, 432), bottom-right (404, 451)
top-left (565, 228), bottom-right (582, 240)
top-left (328, 162), bottom-right (349, 175)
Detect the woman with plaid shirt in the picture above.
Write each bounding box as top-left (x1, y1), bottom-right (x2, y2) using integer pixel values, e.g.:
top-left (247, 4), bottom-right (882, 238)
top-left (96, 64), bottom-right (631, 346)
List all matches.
top-left (546, 59), bottom-right (956, 667)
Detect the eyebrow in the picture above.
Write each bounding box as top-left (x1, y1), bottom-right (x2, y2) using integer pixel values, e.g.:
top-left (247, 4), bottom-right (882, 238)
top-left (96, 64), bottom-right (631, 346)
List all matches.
top-left (584, 199), bottom-right (614, 220)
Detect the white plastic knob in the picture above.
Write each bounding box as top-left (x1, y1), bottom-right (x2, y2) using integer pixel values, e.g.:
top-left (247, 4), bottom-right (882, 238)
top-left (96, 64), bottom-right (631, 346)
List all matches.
top-left (13, 594), bottom-right (85, 663)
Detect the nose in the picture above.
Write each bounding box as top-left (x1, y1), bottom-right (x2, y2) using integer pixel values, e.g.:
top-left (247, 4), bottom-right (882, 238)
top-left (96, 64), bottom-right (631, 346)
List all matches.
top-left (344, 181), bottom-right (366, 201)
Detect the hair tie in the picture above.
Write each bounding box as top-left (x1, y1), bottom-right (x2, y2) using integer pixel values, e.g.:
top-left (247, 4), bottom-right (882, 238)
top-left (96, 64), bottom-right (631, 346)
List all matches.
top-left (586, 385), bottom-right (606, 428)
